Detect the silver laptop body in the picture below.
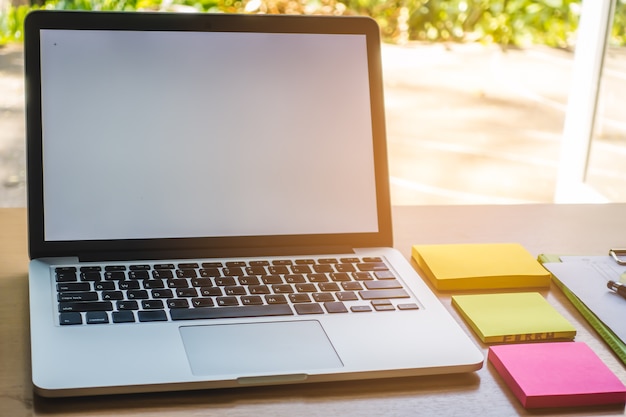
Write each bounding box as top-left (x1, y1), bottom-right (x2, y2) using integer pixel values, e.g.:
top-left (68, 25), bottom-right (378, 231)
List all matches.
top-left (25, 10), bottom-right (483, 397)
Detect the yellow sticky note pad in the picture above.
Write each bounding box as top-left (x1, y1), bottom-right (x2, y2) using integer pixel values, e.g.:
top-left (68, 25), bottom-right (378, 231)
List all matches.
top-left (412, 243), bottom-right (550, 290)
top-left (452, 292), bottom-right (576, 344)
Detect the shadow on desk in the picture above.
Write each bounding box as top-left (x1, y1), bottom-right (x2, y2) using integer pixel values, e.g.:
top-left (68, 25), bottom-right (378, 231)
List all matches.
top-left (33, 373), bottom-right (481, 415)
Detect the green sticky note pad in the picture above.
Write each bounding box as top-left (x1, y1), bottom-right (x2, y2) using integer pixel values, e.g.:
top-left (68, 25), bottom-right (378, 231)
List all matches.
top-left (452, 292), bottom-right (576, 344)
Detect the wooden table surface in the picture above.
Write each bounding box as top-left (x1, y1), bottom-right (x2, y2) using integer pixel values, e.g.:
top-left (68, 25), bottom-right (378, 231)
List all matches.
top-left (2, 204), bottom-right (626, 416)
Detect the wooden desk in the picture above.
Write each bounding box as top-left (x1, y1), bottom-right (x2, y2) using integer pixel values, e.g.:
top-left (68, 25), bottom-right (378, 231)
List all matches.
top-left (2, 204), bottom-right (626, 416)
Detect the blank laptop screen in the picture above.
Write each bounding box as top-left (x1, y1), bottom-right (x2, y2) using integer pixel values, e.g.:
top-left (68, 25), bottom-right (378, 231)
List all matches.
top-left (39, 29), bottom-right (379, 242)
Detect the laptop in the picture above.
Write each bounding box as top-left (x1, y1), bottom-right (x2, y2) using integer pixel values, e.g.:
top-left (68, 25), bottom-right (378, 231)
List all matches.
top-left (24, 10), bottom-right (483, 397)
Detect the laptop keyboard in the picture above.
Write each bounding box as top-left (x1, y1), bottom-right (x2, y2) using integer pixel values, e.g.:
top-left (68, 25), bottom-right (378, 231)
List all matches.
top-left (54, 256), bottom-right (420, 325)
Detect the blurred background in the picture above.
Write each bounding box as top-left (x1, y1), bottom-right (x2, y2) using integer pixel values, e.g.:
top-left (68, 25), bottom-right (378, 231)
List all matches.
top-left (1, 0), bottom-right (625, 206)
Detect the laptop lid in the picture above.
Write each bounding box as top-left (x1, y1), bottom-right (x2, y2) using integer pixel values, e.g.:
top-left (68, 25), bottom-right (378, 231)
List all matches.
top-left (24, 11), bottom-right (392, 262)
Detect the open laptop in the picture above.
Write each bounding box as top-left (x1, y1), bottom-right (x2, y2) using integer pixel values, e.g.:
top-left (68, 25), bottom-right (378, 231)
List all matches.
top-left (24, 10), bottom-right (483, 397)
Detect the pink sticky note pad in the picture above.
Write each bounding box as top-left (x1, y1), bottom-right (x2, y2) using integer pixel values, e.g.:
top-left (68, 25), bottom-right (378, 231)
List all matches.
top-left (488, 342), bottom-right (626, 409)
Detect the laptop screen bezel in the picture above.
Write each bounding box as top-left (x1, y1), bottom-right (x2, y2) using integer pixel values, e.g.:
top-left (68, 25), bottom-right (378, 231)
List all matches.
top-left (25, 11), bottom-right (393, 260)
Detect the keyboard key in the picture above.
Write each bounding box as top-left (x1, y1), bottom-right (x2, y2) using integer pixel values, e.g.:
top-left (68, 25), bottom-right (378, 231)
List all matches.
top-left (127, 290), bottom-right (149, 299)
top-left (191, 278), bottom-right (213, 287)
top-left (142, 300), bottom-right (164, 310)
top-left (318, 258), bottom-right (338, 264)
top-left (143, 280), bottom-right (165, 289)
top-left (334, 264), bottom-right (356, 272)
top-left (363, 280), bottom-right (402, 290)
top-left (152, 269), bottom-right (174, 279)
top-left (215, 277), bottom-right (237, 286)
top-left (295, 283), bottom-right (317, 292)
top-left (191, 298), bottom-right (214, 307)
top-left (340, 257), bottom-right (360, 263)
top-left (245, 266), bottom-right (266, 275)
top-left (262, 275), bottom-right (283, 284)
top-left (285, 274), bottom-right (306, 283)
top-left (59, 312), bottom-right (82, 325)
top-left (289, 293), bottom-right (311, 303)
top-left (105, 265), bottom-right (127, 271)
top-left (224, 286), bottom-right (246, 296)
top-left (223, 267), bottom-right (244, 276)
top-left (337, 292), bottom-right (358, 301)
top-left (291, 265), bottom-right (311, 274)
top-left (102, 291), bottom-right (124, 300)
top-left (269, 265), bottom-right (289, 274)
top-left (324, 301), bottom-right (348, 313)
top-left (294, 303), bottom-right (324, 315)
top-left (86, 311), bottom-right (109, 324)
top-left (362, 257), bottom-right (383, 262)
top-left (241, 296), bottom-right (263, 305)
top-left (58, 292), bottom-right (98, 302)
top-left (80, 272), bottom-right (102, 282)
top-left (352, 272), bottom-right (373, 281)
top-left (168, 299), bottom-right (189, 309)
top-left (272, 284), bottom-right (294, 294)
top-left (200, 287), bottom-right (223, 296)
top-left (308, 274), bottom-right (328, 283)
top-left (80, 266), bottom-right (102, 272)
top-left (104, 271), bottom-right (126, 280)
top-left (154, 264), bottom-right (175, 269)
top-left (178, 263), bottom-right (199, 269)
top-left (398, 303), bottom-right (419, 310)
top-left (118, 281), bottom-right (140, 290)
top-left (59, 301), bottom-right (113, 312)
top-left (57, 282), bottom-right (90, 292)
top-left (318, 282), bottom-right (340, 292)
top-left (201, 262), bottom-right (223, 268)
top-left (94, 281), bottom-right (116, 291)
top-left (313, 293), bottom-right (335, 302)
top-left (176, 269), bottom-right (197, 278)
top-left (359, 289), bottom-right (410, 300)
top-left (170, 304), bottom-right (293, 320)
top-left (238, 276), bottom-right (260, 286)
top-left (112, 311), bottom-right (135, 323)
top-left (152, 289), bottom-right (174, 299)
top-left (216, 296), bottom-right (239, 306)
top-left (167, 279), bottom-right (189, 288)
top-left (249, 285), bottom-right (270, 295)
top-left (350, 305), bottom-right (372, 313)
top-left (199, 268), bottom-right (221, 277)
top-left (56, 271), bottom-right (78, 282)
top-left (117, 300), bottom-right (139, 310)
top-left (265, 294), bottom-right (288, 304)
top-left (374, 270), bottom-right (397, 280)
top-left (330, 273), bottom-right (351, 282)
top-left (357, 263), bottom-right (388, 271)
top-left (372, 300), bottom-right (395, 312)
top-left (177, 288), bottom-right (198, 297)
top-left (341, 282), bottom-right (363, 291)
top-left (313, 264), bottom-right (334, 273)
top-left (129, 264), bottom-right (151, 270)
top-left (138, 310), bottom-right (168, 322)
top-left (128, 270), bottom-right (150, 280)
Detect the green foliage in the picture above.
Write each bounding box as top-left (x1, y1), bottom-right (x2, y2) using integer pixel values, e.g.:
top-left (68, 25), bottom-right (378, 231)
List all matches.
top-left (0, 0), bottom-right (625, 48)
top-left (0, 3), bottom-right (33, 44)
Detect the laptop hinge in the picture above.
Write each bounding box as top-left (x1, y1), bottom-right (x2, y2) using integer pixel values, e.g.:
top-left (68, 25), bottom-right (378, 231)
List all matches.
top-left (77, 246), bottom-right (356, 262)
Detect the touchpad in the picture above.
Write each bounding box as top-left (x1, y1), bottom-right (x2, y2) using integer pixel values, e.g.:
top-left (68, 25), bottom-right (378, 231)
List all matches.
top-left (179, 320), bottom-right (343, 377)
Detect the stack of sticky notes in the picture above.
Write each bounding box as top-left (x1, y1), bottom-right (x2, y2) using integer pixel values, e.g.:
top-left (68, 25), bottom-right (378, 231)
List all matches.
top-left (412, 243), bottom-right (550, 290)
top-left (451, 292), bottom-right (576, 344)
top-left (489, 342), bottom-right (626, 408)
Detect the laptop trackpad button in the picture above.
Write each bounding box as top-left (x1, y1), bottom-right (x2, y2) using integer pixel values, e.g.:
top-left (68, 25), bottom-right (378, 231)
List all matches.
top-left (179, 320), bottom-right (343, 377)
